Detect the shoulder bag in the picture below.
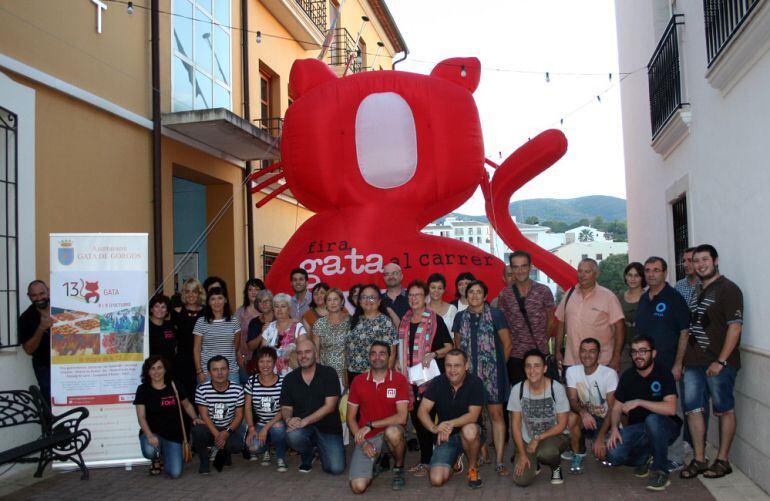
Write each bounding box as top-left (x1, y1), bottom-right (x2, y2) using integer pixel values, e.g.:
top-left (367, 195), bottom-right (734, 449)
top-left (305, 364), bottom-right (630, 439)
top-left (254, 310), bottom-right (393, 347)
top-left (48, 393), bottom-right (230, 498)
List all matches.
top-left (171, 381), bottom-right (192, 463)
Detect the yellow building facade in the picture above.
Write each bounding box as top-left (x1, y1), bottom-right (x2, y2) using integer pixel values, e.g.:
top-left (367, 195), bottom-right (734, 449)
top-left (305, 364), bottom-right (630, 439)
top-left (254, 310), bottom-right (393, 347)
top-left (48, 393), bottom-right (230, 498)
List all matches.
top-left (0, 0), bottom-right (405, 387)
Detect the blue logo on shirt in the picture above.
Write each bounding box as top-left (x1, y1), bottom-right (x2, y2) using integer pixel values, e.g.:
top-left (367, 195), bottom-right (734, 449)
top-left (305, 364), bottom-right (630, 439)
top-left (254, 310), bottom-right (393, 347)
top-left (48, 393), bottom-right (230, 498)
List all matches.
top-left (655, 302), bottom-right (667, 314)
top-left (650, 381), bottom-right (662, 397)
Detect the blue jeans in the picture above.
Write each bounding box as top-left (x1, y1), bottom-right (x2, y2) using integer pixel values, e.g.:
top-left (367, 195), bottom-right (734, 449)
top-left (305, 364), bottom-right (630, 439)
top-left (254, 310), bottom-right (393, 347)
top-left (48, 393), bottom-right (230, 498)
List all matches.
top-left (285, 426), bottom-right (345, 474)
top-left (606, 414), bottom-right (681, 473)
top-left (429, 433), bottom-right (464, 468)
top-left (246, 422), bottom-right (287, 459)
top-left (683, 365), bottom-right (737, 414)
top-left (33, 363), bottom-right (51, 405)
top-left (139, 433), bottom-right (184, 478)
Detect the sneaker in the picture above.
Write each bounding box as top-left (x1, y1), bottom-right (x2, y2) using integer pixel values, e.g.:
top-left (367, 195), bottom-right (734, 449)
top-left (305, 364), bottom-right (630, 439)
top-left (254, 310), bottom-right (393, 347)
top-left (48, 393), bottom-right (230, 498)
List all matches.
top-left (561, 450), bottom-right (574, 461)
top-left (646, 471), bottom-right (671, 492)
top-left (666, 459), bottom-right (684, 473)
top-left (550, 465), bottom-right (564, 485)
top-left (298, 463), bottom-right (312, 473)
top-left (569, 454), bottom-right (584, 475)
top-left (391, 467), bottom-right (406, 491)
top-left (634, 456), bottom-right (652, 478)
top-left (467, 467), bottom-right (483, 489)
top-left (409, 463), bottom-right (428, 477)
top-left (249, 452), bottom-right (258, 462)
top-left (261, 451), bottom-right (271, 466)
top-left (276, 458), bottom-right (288, 472)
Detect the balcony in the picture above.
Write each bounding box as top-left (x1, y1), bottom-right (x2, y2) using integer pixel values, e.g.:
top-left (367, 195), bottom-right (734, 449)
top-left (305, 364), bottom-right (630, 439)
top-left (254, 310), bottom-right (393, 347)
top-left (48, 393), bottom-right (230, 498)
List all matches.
top-left (296, 0), bottom-right (326, 33)
top-left (261, 0), bottom-right (326, 50)
top-left (705, 0), bottom-right (761, 66)
top-left (254, 117), bottom-right (284, 138)
top-left (704, 0), bottom-right (770, 92)
top-left (648, 15), bottom-right (687, 139)
top-left (327, 28), bottom-right (363, 76)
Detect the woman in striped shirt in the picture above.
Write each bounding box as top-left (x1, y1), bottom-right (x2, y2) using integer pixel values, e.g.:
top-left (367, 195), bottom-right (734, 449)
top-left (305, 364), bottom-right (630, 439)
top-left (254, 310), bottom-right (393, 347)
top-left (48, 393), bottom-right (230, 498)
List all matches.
top-left (193, 287), bottom-right (241, 384)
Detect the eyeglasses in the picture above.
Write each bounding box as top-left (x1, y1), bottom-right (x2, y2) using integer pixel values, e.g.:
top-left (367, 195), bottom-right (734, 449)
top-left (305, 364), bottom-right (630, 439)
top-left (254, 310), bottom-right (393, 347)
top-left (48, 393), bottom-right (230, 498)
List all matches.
top-left (630, 348), bottom-right (652, 356)
top-left (360, 295), bottom-right (377, 302)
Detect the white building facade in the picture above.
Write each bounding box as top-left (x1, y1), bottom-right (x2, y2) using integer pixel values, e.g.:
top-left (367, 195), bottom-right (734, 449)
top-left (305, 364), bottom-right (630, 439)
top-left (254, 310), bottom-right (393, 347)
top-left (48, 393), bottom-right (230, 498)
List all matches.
top-left (615, 0), bottom-right (770, 491)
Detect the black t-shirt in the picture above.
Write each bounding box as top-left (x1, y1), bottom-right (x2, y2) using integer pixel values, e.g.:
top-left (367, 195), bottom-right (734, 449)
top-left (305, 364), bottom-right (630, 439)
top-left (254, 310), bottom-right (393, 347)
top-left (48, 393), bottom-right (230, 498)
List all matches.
top-left (615, 364), bottom-right (677, 425)
top-left (382, 290), bottom-right (409, 319)
top-left (635, 284), bottom-right (689, 371)
top-left (172, 306), bottom-right (203, 360)
top-left (149, 320), bottom-right (177, 363)
top-left (133, 381), bottom-right (188, 442)
top-left (408, 315), bottom-right (452, 373)
top-left (422, 373), bottom-right (484, 434)
top-left (18, 305), bottom-right (50, 367)
top-left (280, 364), bottom-right (342, 435)
top-left (247, 316), bottom-right (265, 343)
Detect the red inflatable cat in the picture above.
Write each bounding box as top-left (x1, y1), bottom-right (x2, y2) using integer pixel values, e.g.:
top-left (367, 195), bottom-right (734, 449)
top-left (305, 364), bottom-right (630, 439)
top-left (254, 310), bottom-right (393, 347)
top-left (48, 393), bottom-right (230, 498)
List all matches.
top-left (255, 57), bottom-right (577, 297)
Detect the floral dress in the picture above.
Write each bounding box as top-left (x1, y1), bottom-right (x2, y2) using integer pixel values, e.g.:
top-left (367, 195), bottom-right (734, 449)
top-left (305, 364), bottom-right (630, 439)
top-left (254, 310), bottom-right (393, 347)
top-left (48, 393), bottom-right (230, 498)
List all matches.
top-left (263, 321), bottom-right (307, 376)
top-left (313, 316), bottom-right (350, 381)
top-left (345, 314), bottom-right (397, 374)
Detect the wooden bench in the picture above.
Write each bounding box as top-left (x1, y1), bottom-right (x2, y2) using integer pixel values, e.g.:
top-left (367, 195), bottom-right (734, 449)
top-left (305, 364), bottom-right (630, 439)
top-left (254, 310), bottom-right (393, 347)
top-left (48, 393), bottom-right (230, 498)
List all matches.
top-left (0, 386), bottom-right (91, 480)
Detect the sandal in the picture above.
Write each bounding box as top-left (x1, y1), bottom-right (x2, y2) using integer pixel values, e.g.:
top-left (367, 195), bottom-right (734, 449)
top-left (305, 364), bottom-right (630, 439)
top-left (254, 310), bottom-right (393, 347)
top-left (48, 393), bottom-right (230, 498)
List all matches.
top-left (149, 459), bottom-right (162, 476)
top-left (679, 458), bottom-right (708, 479)
top-left (703, 459), bottom-right (732, 479)
top-left (495, 463), bottom-right (510, 476)
top-left (453, 453), bottom-right (465, 474)
top-left (409, 463), bottom-right (428, 477)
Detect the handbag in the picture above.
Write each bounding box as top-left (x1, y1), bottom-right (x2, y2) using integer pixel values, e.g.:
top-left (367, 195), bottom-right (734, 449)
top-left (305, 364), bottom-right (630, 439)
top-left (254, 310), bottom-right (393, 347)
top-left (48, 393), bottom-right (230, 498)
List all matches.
top-left (171, 381), bottom-right (192, 463)
top-left (512, 283), bottom-right (564, 382)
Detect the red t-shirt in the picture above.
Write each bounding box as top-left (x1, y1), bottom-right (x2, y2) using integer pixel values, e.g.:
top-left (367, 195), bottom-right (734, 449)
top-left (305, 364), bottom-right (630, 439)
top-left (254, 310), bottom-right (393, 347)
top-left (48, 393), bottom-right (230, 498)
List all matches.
top-left (348, 370), bottom-right (410, 439)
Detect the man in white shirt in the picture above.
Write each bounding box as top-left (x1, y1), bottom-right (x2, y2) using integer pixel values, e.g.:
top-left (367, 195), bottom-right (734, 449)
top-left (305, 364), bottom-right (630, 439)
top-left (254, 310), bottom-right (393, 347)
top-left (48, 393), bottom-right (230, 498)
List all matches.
top-left (564, 338), bottom-right (617, 474)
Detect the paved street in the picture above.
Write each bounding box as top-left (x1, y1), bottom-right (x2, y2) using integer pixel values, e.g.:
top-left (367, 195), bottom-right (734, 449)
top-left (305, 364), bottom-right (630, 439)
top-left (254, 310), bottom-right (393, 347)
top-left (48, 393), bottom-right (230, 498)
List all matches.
top-left (3, 447), bottom-right (714, 500)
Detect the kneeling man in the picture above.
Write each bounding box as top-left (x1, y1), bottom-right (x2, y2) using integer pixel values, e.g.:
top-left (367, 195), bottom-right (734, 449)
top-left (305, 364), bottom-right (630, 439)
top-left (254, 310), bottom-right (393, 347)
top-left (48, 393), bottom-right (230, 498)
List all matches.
top-left (347, 341), bottom-right (410, 493)
top-left (607, 335), bottom-right (682, 492)
top-left (418, 348), bottom-right (484, 489)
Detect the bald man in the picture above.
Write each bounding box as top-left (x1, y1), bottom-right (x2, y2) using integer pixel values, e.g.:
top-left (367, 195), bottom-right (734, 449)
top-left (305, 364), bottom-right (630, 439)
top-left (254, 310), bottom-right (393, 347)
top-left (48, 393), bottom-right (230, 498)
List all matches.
top-left (381, 264), bottom-right (408, 324)
top-left (281, 336), bottom-right (345, 474)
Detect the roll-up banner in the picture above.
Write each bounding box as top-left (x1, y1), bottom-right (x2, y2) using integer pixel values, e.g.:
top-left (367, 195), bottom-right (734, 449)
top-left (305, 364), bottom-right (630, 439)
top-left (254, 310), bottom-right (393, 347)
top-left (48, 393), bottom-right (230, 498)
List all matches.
top-left (49, 233), bottom-right (149, 468)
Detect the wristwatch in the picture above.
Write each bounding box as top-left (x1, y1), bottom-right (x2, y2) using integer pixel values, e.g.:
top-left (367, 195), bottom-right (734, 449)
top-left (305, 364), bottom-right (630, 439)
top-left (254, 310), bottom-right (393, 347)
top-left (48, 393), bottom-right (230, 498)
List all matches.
top-left (225, 427), bottom-right (233, 434)
top-left (717, 359), bottom-right (728, 367)
top-left (366, 421), bottom-right (374, 429)
top-left (533, 434), bottom-right (541, 441)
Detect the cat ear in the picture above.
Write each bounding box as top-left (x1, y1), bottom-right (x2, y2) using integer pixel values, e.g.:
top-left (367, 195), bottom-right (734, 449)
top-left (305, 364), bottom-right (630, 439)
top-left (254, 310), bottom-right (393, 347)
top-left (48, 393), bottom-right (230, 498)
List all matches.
top-left (430, 57), bottom-right (480, 93)
top-left (289, 59), bottom-right (338, 99)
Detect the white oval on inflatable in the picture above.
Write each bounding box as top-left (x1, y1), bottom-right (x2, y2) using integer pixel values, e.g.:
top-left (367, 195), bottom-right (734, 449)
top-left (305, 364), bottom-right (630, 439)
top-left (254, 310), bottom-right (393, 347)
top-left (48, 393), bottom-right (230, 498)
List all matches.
top-left (355, 92), bottom-right (417, 189)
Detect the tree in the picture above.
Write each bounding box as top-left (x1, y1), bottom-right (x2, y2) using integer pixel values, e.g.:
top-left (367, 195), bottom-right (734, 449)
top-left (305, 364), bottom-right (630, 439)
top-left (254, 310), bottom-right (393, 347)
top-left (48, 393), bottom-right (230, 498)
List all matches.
top-left (578, 228), bottom-right (595, 242)
top-left (598, 254), bottom-right (629, 297)
top-left (524, 216), bottom-right (540, 225)
top-left (592, 216), bottom-right (605, 230)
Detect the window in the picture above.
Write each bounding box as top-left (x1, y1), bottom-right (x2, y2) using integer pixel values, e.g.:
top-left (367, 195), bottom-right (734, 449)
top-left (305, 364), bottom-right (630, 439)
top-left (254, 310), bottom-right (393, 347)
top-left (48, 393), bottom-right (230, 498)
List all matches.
top-left (476, 227), bottom-right (482, 235)
top-left (581, 254), bottom-right (588, 260)
top-left (172, 0), bottom-right (231, 112)
top-left (672, 195), bottom-right (689, 280)
top-left (455, 228), bottom-right (463, 236)
top-left (596, 253), bottom-right (603, 260)
top-left (0, 106), bottom-right (19, 346)
top-left (262, 245), bottom-right (281, 280)
top-left (358, 38), bottom-right (367, 70)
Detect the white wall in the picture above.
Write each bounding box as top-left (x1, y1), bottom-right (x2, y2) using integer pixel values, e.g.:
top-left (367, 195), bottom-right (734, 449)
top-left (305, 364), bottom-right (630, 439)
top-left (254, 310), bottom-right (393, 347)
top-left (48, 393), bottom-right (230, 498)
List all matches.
top-left (615, 1), bottom-right (770, 492)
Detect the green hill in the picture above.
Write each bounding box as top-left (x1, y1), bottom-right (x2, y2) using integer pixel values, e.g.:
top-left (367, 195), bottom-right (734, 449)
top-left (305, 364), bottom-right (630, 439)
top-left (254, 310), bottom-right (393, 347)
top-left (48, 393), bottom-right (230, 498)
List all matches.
top-left (507, 195), bottom-right (626, 223)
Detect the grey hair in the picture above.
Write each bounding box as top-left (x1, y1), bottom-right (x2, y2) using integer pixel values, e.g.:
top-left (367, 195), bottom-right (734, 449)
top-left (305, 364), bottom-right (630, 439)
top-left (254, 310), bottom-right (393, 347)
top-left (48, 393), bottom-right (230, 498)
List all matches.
top-left (256, 289), bottom-right (274, 304)
top-left (273, 292), bottom-right (292, 307)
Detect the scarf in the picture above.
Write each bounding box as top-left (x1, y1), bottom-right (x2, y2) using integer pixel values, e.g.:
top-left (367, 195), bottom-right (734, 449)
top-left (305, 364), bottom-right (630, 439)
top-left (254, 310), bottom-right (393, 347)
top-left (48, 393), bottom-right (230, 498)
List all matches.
top-left (458, 304), bottom-right (500, 402)
top-left (398, 309), bottom-right (437, 394)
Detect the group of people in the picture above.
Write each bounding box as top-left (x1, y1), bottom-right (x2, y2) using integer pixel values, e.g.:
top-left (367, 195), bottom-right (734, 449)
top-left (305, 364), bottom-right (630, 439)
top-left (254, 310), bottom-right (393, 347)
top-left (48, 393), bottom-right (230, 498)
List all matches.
top-left (18, 243), bottom-right (742, 493)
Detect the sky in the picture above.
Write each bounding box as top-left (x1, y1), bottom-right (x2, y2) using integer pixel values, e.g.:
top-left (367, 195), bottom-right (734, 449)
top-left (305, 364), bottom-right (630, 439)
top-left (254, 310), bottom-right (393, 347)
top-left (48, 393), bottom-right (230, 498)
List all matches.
top-left (386, 0), bottom-right (628, 215)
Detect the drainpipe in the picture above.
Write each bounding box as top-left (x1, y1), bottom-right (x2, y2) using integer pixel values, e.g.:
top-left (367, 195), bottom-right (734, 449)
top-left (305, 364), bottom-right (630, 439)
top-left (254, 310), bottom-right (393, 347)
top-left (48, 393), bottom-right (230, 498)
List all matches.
top-left (151, 0), bottom-right (163, 289)
top-left (392, 51), bottom-right (408, 70)
top-left (242, 0), bottom-right (255, 279)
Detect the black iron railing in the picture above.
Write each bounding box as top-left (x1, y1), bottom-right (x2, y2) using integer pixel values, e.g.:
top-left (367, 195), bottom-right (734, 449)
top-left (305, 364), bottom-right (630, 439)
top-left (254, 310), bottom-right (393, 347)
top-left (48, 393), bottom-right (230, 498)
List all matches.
top-left (327, 28), bottom-right (363, 74)
top-left (704, 0), bottom-right (761, 66)
top-left (296, 0), bottom-right (326, 32)
top-left (255, 117), bottom-right (284, 137)
top-left (672, 196), bottom-right (689, 281)
top-left (0, 106), bottom-right (19, 348)
top-left (648, 15), bottom-right (687, 138)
